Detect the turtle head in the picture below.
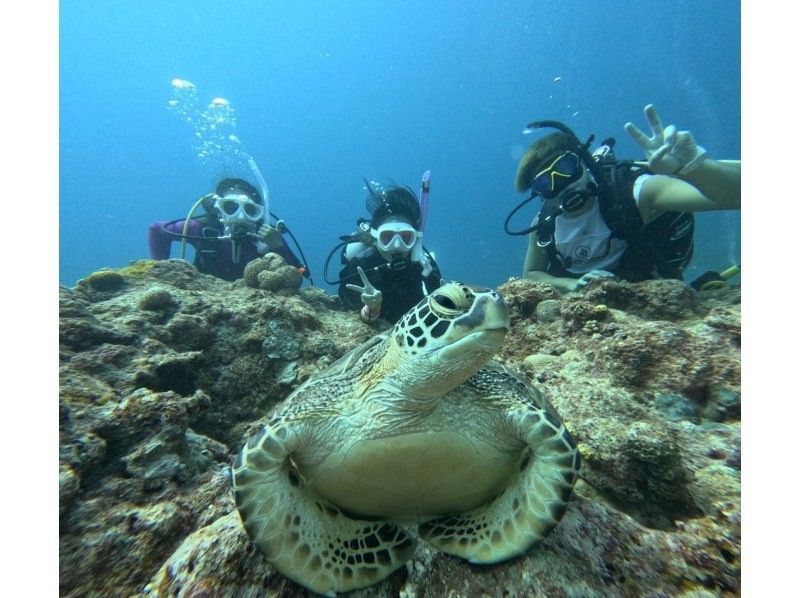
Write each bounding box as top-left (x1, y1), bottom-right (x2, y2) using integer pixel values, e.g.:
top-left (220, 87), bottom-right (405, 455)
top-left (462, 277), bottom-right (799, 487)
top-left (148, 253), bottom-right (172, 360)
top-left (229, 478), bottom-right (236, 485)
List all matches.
top-left (371, 282), bottom-right (510, 400)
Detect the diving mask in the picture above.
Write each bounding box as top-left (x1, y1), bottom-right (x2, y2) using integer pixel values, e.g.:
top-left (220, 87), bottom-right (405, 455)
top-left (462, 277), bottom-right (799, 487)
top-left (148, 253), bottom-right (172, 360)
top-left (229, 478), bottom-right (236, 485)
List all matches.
top-left (372, 222), bottom-right (418, 254)
top-left (213, 193), bottom-right (265, 233)
top-left (530, 152), bottom-right (584, 199)
top-left (533, 152), bottom-right (597, 213)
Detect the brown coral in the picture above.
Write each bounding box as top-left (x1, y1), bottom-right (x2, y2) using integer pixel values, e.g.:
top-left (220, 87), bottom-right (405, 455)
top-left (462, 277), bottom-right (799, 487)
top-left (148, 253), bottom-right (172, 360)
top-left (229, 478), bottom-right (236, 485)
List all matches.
top-left (78, 268), bottom-right (126, 292)
top-left (139, 287), bottom-right (179, 312)
top-left (497, 278), bottom-right (561, 319)
top-left (582, 278), bottom-right (703, 321)
top-left (243, 253), bottom-right (302, 292)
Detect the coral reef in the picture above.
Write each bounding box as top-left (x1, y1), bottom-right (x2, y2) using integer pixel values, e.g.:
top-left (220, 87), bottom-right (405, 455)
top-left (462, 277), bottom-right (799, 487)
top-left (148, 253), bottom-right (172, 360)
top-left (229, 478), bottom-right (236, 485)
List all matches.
top-left (242, 253), bottom-right (303, 292)
top-left (59, 262), bottom-right (740, 596)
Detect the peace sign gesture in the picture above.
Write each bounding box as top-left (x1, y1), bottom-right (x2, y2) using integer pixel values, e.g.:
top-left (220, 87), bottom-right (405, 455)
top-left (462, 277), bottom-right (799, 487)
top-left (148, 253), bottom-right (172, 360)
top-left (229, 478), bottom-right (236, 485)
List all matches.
top-left (624, 104), bottom-right (707, 176)
top-left (346, 266), bottom-right (383, 312)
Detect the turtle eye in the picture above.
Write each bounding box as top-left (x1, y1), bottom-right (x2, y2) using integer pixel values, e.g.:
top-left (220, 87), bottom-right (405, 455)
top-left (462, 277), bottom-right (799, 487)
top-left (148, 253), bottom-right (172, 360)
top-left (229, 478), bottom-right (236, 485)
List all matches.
top-left (429, 287), bottom-right (466, 317)
top-left (432, 294), bottom-right (457, 311)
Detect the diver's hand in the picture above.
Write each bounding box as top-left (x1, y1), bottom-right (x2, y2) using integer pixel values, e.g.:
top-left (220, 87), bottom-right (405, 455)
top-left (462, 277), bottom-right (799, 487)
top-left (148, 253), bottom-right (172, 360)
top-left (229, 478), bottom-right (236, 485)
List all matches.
top-left (574, 269), bottom-right (615, 290)
top-left (256, 222), bottom-right (285, 249)
top-left (346, 266), bottom-right (383, 320)
top-left (624, 104), bottom-right (707, 176)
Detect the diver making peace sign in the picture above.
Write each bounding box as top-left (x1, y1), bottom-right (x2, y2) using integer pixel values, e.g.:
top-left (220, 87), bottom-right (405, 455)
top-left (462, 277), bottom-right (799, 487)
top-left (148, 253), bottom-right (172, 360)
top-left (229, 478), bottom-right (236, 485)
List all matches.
top-left (325, 177), bottom-right (442, 324)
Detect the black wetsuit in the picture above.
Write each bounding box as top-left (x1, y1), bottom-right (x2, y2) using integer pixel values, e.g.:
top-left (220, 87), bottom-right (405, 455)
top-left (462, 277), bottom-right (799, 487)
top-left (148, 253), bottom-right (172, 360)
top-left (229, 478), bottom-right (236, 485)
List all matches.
top-left (337, 251), bottom-right (442, 323)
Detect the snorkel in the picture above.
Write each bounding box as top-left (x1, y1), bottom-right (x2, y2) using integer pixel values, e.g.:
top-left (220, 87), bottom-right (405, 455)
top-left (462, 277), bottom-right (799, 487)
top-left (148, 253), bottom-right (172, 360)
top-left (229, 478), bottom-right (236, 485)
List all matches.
top-left (415, 170), bottom-right (432, 275)
top-left (247, 157), bottom-right (270, 218)
top-left (419, 170), bottom-right (431, 231)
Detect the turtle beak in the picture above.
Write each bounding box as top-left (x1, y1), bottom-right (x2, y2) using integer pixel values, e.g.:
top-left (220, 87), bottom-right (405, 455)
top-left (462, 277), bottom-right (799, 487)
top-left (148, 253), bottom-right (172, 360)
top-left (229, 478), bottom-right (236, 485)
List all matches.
top-left (475, 328), bottom-right (508, 348)
top-left (438, 327), bottom-right (506, 361)
top-left (451, 294), bottom-right (510, 336)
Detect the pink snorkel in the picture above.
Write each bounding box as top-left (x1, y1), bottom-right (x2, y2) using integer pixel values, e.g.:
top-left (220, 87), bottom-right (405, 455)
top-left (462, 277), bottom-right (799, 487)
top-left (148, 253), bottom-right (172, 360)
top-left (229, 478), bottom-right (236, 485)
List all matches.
top-left (419, 170), bottom-right (431, 231)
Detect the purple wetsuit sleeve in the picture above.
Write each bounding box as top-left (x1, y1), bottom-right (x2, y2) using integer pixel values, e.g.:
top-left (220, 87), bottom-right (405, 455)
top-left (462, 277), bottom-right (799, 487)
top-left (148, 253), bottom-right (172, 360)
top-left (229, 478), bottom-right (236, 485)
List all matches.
top-left (148, 220), bottom-right (203, 259)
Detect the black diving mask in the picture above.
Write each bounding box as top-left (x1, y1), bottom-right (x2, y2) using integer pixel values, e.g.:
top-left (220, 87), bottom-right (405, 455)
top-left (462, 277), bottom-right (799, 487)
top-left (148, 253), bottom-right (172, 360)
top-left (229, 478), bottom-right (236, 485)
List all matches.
top-left (539, 166), bottom-right (598, 214)
top-left (531, 152), bottom-right (584, 199)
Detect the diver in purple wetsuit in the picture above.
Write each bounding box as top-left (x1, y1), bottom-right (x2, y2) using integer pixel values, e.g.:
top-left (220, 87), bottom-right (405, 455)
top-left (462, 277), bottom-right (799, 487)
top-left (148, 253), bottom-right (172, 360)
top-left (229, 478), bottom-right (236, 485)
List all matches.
top-left (148, 178), bottom-right (310, 282)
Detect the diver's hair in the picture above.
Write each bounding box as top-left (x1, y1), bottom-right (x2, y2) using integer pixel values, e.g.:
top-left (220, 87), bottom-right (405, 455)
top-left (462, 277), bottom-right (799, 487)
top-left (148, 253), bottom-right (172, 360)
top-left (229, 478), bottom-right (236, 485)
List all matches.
top-left (515, 132), bottom-right (577, 193)
top-left (216, 178), bottom-right (263, 205)
top-left (369, 185), bottom-right (422, 229)
top-left (363, 179), bottom-right (387, 215)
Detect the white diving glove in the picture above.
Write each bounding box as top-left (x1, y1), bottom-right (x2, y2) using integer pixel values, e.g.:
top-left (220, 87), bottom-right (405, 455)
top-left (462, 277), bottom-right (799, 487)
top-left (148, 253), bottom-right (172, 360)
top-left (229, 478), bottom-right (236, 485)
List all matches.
top-left (624, 104), bottom-right (707, 176)
top-left (345, 266), bottom-right (383, 321)
top-left (575, 269), bottom-right (615, 290)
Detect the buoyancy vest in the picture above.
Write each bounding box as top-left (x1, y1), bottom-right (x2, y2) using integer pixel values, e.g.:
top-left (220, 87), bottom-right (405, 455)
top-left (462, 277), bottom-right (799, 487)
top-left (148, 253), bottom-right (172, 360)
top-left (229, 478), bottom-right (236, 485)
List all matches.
top-left (534, 161), bottom-right (694, 282)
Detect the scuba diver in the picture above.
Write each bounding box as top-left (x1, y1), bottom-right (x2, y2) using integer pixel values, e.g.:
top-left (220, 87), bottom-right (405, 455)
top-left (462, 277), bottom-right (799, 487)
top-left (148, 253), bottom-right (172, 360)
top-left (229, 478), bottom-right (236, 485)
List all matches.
top-left (325, 178), bottom-right (442, 324)
top-left (505, 104), bottom-right (741, 292)
top-left (148, 177), bottom-right (311, 283)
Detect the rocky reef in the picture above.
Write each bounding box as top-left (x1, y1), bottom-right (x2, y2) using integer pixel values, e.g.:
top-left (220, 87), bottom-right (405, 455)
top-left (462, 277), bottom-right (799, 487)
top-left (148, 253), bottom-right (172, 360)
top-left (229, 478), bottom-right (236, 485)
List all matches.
top-left (60, 260), bottom-right (740, 597)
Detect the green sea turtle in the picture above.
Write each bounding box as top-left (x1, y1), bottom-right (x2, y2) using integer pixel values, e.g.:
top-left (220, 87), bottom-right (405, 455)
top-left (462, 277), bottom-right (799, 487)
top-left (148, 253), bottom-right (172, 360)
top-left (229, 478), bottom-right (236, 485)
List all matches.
top-left (232, 282), bottom-right (580, 595)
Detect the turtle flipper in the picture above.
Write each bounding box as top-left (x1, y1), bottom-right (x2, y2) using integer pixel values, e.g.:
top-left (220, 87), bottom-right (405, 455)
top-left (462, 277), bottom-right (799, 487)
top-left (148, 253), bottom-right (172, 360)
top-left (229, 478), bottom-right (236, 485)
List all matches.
top-left (232, 422), bottom-right (416, 596)
top-left (418, 405), bottom-right (579, 563)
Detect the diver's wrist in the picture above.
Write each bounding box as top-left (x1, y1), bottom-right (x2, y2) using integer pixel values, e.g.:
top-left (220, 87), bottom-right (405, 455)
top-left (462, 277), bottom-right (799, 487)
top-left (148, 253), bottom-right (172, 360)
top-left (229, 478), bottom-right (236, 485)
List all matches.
top-left (675, 146), bottom-right (707, 176)
top-left (360, 304), bottom-right (380, 322)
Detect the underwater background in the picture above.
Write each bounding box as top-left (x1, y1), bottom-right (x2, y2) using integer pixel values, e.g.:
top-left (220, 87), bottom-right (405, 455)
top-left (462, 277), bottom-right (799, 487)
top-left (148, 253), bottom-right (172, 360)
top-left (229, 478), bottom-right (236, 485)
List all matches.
top-left (59, 0), bottom-right (741, 291)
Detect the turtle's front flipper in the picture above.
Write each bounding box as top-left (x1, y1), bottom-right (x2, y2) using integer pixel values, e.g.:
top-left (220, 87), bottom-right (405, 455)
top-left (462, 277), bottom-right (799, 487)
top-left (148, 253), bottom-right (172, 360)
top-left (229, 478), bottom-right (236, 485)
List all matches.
top-left (418, 405), bottom-right (579, 563)
top-left (232, 422), bottom-right (416, 596)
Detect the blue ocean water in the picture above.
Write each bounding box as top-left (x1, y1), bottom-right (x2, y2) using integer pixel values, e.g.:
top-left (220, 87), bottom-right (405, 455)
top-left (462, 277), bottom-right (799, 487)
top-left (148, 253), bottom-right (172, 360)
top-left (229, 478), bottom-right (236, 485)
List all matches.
top-left (60, 0), bottom-right (741, 291)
